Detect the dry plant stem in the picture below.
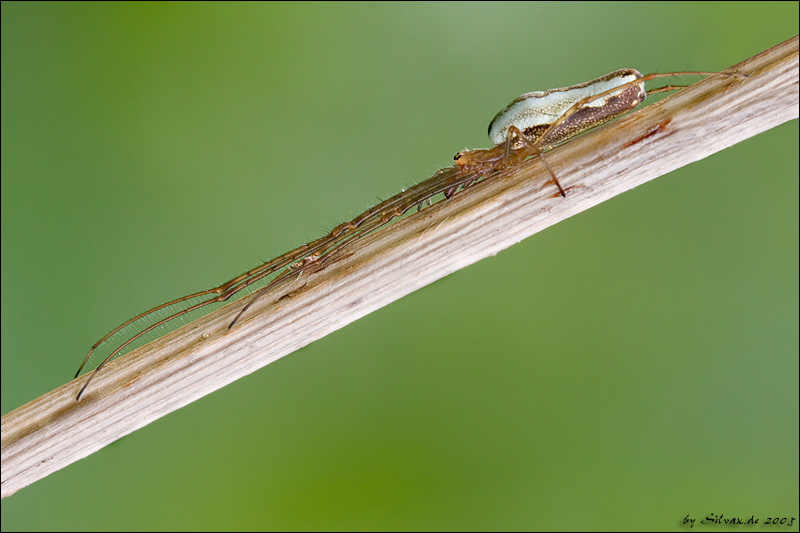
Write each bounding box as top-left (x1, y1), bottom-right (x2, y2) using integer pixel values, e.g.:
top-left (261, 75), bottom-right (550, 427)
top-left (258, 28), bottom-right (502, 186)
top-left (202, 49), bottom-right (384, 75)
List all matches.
top-left (2, 36), bottom-right (798, 499)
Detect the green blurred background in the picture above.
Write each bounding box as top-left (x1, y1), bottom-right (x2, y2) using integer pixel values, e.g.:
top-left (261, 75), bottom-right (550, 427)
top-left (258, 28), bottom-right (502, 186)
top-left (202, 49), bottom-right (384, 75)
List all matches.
top-left (2, 2), bottom-right (797, 530)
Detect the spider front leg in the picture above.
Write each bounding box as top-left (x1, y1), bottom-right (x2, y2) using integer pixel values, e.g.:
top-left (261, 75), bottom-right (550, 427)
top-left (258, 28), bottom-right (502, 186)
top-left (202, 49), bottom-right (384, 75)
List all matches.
top-left (504, 125), bottom-right (566, 197)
